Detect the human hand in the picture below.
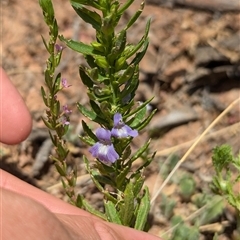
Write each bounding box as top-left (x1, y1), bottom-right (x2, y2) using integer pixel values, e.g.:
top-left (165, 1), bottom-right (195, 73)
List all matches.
top-left (0, 68), bottom-right (161, 240)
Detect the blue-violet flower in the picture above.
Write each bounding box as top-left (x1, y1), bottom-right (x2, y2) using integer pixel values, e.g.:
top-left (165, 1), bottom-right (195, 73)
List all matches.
top-left (111, 113), bottom-right (138, 138)
top-left (89, 128), bottom-right (119, 164)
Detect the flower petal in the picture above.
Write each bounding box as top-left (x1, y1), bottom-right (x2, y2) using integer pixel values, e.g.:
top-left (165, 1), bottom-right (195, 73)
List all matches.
top-left (113, 113), bottom-right (123, 126)
top-left (96, 128), bottom-right (111, 141)
top-left (89, 142), bottom-right (119, 164)
top-left (111, 113), bottom-right (138, 138)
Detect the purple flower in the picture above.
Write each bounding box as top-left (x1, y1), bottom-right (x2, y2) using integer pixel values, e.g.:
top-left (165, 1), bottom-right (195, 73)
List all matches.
top-left (111, 113), bottom-right (138, 138)
top-left (89, 128), bottom-right (119, 164)
top-left (61, 78), bottom-right (71, 88)
top-left (55, 44), bottom-right (63, 52)
top-left (63, 105), bottom-right (72, 114)
top-left (62, 116), bottom-right (70, 126)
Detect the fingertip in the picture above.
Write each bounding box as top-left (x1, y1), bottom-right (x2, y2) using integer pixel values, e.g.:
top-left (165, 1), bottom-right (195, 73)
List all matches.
top-left (0, 68), bottom-right (32, 144)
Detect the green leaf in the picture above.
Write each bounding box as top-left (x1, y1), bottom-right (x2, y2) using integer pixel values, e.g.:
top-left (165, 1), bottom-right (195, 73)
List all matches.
top-left (124, 19), bottom-right (150, 59)
top-left (71, 4), bottom-right (102, 31)
top-left (121, 145), bottom-right (132, 161)
top-left (124, 97), bottom-right (154, 120)
top-left (55, 163), bottom-right (66, 176)
top-left (124, 1), bottom-right (145, 31)
top-left (116, 165), bottom-right (131, 191)
top-left (119, 182), bottom-right (134, 226)
top-left (41, 86), bottom-right (49, 106)
top-left (134, 152), bottom-right (156, 173)
top-left (52, 19), bottom-right (58, 39)
top-left (42, 117), bottom-right (55, 130)
top-left (118, 0), bottom-right (134, 15)
top-left (117, 64), bottom-right (136, 85)
top-left (104, 201), bottom-right (122, 224)
top-left (70, 0), bottom-right (103, 11)
top-left (56, 142), bottom-right (69, 160)
top-left (53, 72), bottom-right (61, 92)
top-left (129, 140), bottom-right (151, 163)
top-left (130, 38), bottom-right (149, 65)
top-left (81, 120), bottom-right (98, 142)
top-left (59, 35), bottom-right (95, 55)
top-left (44, 70), bottom-right (53, 89)
top-left (135, 109), bottom-right (157, 131)
top-left (134, 186), bottom-right (150, 230)
top-left (107, 30), bottom-right (127, 63)
top-left (120, 70), bottom-right (139, 100)
top-left (77, 194), bottom-right (107, 220)
top-left (77, 103), bottom-right (106, 124)
top-left (52, 100), bottom-right (60, 117)
top-left (212, 145), bottom-right (233, 172)
top-left (41, 35), bottom-right (49, 53)
top-left (79, 135), bottom-right (95, 146)
top-left (127, 105), bottom-right (147, 128)
top-left (132, 172), bottom-right (145, 196)
top-left (39, 0), bottom-right (55, 26)
top-left (79, 66), bottom-right (93, 88)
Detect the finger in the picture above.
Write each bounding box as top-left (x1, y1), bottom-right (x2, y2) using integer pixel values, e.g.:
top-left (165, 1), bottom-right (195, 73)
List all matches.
top-left (0, 169), bottom-right (92, 216)
top-left (0, 67), bottom-right (32, 144)
top-left (57, 214), bottom-right (161, 240)
top-left (2, 188), bottom-right (74, 240)
top-left (1, 170), bottom-right (161, 239)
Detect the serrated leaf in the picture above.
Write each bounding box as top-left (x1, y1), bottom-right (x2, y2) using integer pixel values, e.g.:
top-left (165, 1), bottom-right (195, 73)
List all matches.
top-left (134, 186), bottom-right (150, 230)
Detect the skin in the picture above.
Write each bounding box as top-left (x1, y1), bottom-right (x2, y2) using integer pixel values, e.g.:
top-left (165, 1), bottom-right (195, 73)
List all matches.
top-left (0, 68), bottom-right (161, 240)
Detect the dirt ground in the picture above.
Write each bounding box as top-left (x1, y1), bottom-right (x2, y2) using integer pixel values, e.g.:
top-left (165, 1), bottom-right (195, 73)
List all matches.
top-left (1, 0), bottom-right (240, 239)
